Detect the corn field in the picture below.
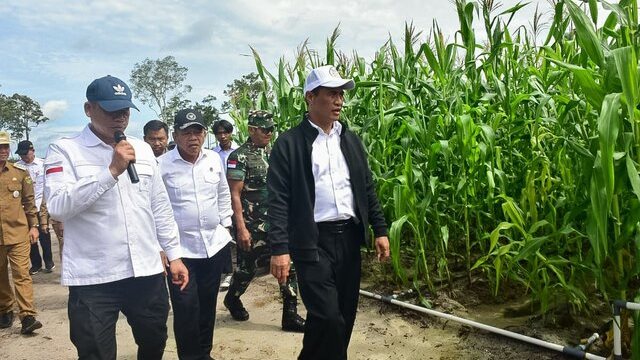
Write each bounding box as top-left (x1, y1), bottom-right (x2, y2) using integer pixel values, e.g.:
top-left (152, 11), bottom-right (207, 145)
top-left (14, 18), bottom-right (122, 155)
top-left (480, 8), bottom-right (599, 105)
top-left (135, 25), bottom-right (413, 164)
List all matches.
top-left (229, 0), bottom-right (640, 318)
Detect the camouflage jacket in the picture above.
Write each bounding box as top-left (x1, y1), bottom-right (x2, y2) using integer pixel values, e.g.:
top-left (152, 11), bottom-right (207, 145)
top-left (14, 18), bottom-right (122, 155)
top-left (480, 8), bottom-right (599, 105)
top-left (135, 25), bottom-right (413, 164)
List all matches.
top-left (227, 139), bottom-right (270, 233)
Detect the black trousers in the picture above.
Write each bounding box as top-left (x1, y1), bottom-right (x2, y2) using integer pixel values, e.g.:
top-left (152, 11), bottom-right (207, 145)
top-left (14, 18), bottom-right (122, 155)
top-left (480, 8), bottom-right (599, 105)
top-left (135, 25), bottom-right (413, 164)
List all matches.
top-left (30, 227), bottom-right (53, 269)
top-left (168, 244), bottom-right (230, 360)
top-left (68, 273), bottom-right (169, 360)
top-left (296, 221), bottom-right (362, 360)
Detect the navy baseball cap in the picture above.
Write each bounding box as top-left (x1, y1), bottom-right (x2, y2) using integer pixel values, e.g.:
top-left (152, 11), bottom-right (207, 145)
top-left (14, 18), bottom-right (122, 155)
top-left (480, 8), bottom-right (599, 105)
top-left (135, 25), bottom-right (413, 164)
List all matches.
top-left (174, 109), bottom-right (206, 130)
top-left (86, 75), bottom-right (139, 112)
top-left (15, 140), bottom-right (34, 155)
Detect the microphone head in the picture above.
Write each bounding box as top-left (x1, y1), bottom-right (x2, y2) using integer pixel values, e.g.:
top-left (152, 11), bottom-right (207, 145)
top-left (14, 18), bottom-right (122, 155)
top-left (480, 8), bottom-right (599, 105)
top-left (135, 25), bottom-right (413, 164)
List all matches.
top-left (114, 130), bottom-right (126, 143)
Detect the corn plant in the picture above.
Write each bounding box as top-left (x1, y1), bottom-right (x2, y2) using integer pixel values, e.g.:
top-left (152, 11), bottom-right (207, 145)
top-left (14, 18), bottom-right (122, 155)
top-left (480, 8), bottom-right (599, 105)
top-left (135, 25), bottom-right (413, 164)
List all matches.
top-left (239, 0), bottom-right (640, 324)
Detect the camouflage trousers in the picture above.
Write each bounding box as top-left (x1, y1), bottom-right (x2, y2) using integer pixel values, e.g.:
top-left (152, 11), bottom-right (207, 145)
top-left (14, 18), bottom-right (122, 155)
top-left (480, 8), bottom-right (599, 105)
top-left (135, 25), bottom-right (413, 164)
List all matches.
top-left (227, 230), bottom-right (298, 301)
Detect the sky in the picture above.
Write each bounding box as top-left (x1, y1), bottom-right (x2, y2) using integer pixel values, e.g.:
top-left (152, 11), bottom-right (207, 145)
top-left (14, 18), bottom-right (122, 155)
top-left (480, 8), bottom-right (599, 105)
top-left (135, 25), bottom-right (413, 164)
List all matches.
top-left (0, 0), bottom-right (555, 155)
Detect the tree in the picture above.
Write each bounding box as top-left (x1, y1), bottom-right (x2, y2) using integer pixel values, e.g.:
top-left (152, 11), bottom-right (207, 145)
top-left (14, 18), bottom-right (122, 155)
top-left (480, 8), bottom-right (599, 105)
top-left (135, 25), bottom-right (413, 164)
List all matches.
top-left (193, 95), bottom-right (220, 129)
top-left (129, 56), bottom-right (192, 125)
top-left (161, 95), bottom-right (220, 130)
top-left (221, 72), bottom-right (265, 112)
top-left (0, 93), bottom-right (48, 140)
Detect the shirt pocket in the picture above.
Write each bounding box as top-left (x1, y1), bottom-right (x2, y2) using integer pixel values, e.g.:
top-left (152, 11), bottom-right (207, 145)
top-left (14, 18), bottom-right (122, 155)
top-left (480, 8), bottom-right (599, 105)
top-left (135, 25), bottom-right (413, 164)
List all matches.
top-left (164, 174), bottom-right (189, 200)
top-left (7, 181), bottom-right (21, 202)
top-left (135, 163), bottom-right (154, 195)
top-left (203, 170), bottom-right (220, 187)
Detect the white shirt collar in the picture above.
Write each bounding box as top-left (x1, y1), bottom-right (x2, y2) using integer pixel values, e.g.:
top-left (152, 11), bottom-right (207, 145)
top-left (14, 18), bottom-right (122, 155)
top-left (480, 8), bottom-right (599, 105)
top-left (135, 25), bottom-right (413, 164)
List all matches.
top-left (308, 119), bottom-right (342, 136)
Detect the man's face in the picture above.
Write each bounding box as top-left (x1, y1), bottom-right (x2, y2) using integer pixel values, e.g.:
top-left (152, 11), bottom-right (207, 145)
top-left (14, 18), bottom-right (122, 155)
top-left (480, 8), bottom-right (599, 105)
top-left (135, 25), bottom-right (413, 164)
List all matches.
top-left (0, 144), bottom-right (9, 162)
top-left (19, 149), bottom-right (35, 163)
top-left (144, 128), bottom-right (169, 157)
top-left (85, 102), bottom-right (130, 143)
top-left (214, 129), bottom-right (232, 149)
top-left (248, 126), bottom-right (273, 148)
top-left (173, 125), bottom-right (206, 159)
top-left (307, 87), bottom-right (345, 123)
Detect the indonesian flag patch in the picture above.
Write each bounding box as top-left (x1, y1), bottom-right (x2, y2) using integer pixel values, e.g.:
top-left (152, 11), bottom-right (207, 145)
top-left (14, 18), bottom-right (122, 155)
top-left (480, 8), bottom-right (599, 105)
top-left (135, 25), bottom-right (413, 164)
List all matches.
top-left (227, 160), bottom-right (237, 169)
top-left (46, 166), bottom-right (63, 175)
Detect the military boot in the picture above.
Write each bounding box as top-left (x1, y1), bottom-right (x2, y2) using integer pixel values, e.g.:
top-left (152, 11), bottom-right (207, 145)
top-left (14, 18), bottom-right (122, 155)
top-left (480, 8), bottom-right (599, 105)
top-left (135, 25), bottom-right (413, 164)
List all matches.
top-left (281, 298), bottom-right (305, 332)
top-left (223, 292), bottom-right (249, 321)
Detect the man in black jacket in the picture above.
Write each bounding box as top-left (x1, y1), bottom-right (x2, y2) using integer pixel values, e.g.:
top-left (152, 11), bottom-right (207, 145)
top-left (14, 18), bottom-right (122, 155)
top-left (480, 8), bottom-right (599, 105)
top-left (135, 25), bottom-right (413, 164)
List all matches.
top-left (267, 65), bottom-right (390, 360)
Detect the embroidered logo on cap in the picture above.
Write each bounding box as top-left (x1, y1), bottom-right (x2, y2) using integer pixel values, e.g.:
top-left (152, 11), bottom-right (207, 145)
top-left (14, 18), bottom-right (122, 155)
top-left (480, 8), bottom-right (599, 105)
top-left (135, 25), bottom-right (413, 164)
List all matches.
top-left (186, 112), bottom-right (197, 121)
top-left (329, 66), bottom-right (339, 77)
top-left (113, 84), bottom-right (127, 96)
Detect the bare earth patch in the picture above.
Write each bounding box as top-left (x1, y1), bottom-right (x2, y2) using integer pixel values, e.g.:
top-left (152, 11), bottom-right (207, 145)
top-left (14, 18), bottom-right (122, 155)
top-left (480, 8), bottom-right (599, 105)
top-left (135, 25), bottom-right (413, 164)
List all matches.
top-left (1, 237), bottom-right (583, 359)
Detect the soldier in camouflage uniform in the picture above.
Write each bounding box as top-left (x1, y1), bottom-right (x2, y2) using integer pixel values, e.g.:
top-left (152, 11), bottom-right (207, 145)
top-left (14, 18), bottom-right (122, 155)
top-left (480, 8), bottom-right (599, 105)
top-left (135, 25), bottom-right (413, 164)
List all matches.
top-left (223, 110), bottom-right (305, 332)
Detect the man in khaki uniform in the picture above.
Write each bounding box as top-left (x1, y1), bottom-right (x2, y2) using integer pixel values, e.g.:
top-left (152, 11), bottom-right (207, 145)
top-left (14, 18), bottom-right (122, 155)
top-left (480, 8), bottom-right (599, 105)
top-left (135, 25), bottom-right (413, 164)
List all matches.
top-left (0, 131), bottom-right (43, 334)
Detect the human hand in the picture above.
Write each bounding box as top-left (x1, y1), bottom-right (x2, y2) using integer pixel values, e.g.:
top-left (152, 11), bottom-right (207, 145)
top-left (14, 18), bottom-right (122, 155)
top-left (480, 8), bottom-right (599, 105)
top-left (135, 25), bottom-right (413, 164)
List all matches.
top-left (270, 254), bottom-right (291, 284)
top-left (169, 259), bottom-right (189, 291)
top-left (109, 140), bottom-right (135, 179)
top-left (40, 224), bottom-right (49, 234)
top-left (29, 227), bottom-right (39, 244)
top-left (237, 227), bottom-right (252, 251)
top-left (375, 236), bottom-right (390, 262)
top-left (160, 251), bottom-right (169, 276)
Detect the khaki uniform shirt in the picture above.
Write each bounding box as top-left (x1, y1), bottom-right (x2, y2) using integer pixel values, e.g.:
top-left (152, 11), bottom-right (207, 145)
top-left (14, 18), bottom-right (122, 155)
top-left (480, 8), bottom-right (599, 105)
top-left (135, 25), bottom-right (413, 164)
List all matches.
top-left (0, 162), bottom-right (38, 245)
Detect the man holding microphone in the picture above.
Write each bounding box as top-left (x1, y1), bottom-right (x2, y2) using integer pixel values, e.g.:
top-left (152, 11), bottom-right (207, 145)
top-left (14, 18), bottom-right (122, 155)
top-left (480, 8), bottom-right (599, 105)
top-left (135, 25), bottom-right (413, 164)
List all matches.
top-left (44, 75), bottom-right (188, 360)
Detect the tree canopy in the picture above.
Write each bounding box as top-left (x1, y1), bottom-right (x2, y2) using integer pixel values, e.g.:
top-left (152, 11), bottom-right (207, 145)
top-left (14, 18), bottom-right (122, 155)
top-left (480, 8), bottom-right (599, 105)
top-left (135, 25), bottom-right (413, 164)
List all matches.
top-left (129, 56), bottom-right (192, 125)
top-left (0, 92), bottom-right (48, 140)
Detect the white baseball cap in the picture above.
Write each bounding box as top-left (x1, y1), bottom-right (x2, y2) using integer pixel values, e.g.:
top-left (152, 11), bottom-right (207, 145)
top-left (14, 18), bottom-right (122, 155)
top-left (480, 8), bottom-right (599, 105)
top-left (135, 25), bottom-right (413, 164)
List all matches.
top-left (304, 65), bottom-right (355, 94)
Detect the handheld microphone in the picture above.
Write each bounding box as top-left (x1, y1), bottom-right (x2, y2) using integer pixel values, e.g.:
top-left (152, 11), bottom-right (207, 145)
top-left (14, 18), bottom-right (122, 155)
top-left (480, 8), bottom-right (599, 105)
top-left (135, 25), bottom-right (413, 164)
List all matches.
top-left (113, 130), bottom-right (140, 184)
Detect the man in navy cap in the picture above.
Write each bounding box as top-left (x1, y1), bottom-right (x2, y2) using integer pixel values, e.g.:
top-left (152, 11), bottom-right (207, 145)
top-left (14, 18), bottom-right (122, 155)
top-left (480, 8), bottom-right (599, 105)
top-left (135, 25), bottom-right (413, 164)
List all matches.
top-left (158, 108), bottom-right (233, 359)
top-left (44, 75), bottom-right (189, 360)
top-left (15, 140), bottom-right (54, 275)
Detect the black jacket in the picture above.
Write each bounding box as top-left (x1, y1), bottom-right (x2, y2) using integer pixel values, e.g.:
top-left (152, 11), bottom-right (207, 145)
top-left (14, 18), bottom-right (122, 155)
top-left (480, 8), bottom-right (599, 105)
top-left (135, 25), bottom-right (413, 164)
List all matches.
top-left (267, 115), bottom-right (388, 262)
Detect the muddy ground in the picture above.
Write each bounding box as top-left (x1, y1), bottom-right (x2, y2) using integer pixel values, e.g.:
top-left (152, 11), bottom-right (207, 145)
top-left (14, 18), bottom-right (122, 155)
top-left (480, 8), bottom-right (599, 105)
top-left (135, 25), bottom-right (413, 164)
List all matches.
top-left (0, 236), bottom-right (606, 359)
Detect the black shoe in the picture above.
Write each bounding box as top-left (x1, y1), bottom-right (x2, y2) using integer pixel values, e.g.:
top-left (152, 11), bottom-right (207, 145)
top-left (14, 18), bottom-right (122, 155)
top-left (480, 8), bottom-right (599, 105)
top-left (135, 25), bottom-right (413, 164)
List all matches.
top-left (223, 294), bottom-right (249, 321)
top-left (282, 313), bottom-right (305, 332)
top-left (282, 300), bottom-right (305, 332)
top-left (29, 267), bottom-right (41, 275)
top-left (20, 316), bottom-right (42, 334)
top-left (0, 311), bottom-right (14, 328)
top-left (43, 264), bottom-right (55, 273)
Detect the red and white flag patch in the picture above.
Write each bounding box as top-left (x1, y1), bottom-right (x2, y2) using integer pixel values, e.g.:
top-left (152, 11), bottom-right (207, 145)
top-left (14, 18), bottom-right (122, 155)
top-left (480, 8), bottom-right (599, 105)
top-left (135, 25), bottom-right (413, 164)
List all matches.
top-left (227, 160), bottom-right (237, 169)
top-left (46, 166), bottom-right (63, 175)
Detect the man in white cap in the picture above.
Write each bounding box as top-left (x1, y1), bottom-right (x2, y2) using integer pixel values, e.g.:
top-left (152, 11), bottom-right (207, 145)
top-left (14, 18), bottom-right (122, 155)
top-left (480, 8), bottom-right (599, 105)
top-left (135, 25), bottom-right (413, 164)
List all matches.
top-left (44, 75), bottom-right (189, 359)
top-left (267, 65), bottom-right (391, 359)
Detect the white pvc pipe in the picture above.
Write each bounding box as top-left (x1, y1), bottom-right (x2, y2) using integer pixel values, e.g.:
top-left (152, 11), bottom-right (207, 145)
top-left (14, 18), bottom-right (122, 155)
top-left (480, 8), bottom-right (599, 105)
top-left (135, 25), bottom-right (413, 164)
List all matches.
top-left (360, 290), bottom-right (607, 360)
top-left (612, 300), bottom-right (640, 360)
top-left (613, 314), bottom-right (622, 359)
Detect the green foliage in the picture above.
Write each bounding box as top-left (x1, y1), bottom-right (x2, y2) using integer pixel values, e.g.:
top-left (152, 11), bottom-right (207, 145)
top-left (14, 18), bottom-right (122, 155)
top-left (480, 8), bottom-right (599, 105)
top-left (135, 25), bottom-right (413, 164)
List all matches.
top-left (129, 56), bottom-right (192, 125)
top-left (0, 93), bottom-right (48, 140)
top-left (237, 0), bottom-right (640, 318)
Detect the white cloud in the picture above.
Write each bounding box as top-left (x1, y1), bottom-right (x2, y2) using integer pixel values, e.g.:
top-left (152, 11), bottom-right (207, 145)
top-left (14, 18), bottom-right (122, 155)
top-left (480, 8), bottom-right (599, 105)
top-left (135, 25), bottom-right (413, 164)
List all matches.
top-left (42, 100), bottom-right (69, 120)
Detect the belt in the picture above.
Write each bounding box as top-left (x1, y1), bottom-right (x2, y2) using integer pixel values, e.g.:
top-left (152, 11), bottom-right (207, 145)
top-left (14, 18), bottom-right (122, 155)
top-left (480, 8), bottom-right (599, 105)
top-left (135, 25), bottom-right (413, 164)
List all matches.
top-left (316, 218), bottom-right (355, 232)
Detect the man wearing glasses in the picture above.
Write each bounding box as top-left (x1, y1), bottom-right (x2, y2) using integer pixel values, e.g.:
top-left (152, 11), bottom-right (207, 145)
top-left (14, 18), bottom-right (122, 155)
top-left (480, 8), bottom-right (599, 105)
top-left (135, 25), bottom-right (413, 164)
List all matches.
top-left (223, 110), bottom-right (305, 332)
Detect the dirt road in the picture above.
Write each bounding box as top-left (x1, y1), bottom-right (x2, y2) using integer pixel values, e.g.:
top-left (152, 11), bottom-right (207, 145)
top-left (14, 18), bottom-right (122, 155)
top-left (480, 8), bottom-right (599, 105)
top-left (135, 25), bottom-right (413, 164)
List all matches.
top-left (0, 237), bottom-right (568, 359)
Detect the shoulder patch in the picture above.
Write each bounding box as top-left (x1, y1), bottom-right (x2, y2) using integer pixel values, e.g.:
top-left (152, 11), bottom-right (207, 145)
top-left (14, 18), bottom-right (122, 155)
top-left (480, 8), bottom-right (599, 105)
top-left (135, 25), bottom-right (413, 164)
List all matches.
top-left (12, 162), bottom-right (26, 171)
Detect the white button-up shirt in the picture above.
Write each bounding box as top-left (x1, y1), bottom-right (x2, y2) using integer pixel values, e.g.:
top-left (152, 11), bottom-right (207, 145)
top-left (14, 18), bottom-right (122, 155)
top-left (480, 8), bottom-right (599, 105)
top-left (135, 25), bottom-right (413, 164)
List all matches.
top-left (158, 148), bottom-right (232, 259)
top-left (213, 141), bottom-right (239, 174)
top-left (16, 157), bottom-right (45, 210)
top-left (44, 125), bottom-right (182, 286)
top-left (309, 120), bottom-right (356, 222)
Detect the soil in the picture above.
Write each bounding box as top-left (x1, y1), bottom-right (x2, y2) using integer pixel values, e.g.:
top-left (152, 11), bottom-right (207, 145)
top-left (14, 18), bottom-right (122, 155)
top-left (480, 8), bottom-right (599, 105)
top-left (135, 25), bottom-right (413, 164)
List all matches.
top-left (0, 235), bottom-right (610, 359)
